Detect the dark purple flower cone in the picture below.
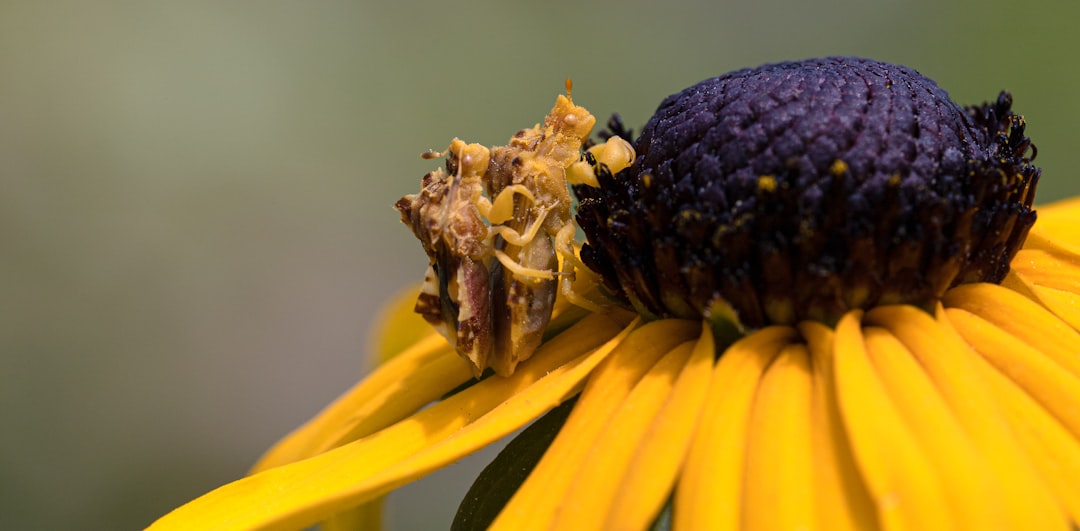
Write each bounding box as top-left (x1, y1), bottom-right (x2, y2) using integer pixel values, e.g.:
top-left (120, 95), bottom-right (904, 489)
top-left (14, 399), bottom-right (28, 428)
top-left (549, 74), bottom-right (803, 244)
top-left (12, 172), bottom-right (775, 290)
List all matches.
top-left (575, 57), bottom-right (1039, 328)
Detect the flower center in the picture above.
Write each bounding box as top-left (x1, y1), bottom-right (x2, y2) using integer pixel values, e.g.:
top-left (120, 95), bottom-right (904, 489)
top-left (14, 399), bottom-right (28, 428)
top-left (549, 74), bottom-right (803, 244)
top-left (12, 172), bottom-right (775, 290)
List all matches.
top-left (574, 57), bottom-right (1039, 328)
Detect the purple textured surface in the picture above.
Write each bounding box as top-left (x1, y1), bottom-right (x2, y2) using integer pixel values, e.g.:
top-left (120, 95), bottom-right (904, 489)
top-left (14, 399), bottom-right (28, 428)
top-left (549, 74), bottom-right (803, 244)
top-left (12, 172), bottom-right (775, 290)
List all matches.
top-left (576, 57), bottom-right (1039, 327)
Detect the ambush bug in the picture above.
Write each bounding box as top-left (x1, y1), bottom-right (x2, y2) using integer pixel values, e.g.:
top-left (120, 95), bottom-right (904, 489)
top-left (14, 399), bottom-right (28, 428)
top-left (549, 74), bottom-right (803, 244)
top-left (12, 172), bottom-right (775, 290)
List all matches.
top-left (395, 81), bottom-right (635, 376)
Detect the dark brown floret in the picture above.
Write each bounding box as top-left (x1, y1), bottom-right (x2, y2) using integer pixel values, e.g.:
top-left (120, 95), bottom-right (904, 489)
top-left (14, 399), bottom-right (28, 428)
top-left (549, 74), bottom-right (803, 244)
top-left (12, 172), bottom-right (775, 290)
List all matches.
top-left (574, 57), bottom-right (1039, 328)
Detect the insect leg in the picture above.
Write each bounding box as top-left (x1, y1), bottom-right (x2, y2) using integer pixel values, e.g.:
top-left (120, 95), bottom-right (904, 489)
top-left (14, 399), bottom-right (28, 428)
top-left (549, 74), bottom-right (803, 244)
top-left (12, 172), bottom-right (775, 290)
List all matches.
top-left (492, 248), bottom-right (557, 282)
top-left (480, 184), bottom-right (537, 225)
top-left (488, 207), bottom-right (549, 247)
top-left (553, 223), bottom-right (605, 312)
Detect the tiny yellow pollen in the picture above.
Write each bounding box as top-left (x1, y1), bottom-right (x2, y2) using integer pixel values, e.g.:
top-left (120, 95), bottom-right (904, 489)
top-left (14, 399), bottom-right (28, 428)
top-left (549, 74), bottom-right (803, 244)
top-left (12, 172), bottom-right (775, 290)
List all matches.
top-left (829, 159), bottom-right (849, 176)
top-left (642, 174), bottom-right (653, 188)
top-left (888, 173), bottom-right (902, 187)
top-left (757, 175), bottom-right (777, 193)
top-left (678, 210), bottom-right (703, 224)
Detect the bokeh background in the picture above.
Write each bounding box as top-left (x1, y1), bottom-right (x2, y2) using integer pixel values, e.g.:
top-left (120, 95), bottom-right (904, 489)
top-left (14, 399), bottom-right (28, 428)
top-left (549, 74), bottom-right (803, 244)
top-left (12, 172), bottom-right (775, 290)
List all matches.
top-left (2, 0), bottom-right (1078, 529)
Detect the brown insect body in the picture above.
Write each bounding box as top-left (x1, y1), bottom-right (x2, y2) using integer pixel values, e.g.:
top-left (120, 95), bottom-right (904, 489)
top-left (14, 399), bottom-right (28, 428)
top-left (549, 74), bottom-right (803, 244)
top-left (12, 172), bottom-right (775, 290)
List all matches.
top-left (396, 89), bottom-right (604, 377)
top-left (396, 140), bottom-right (495, 369)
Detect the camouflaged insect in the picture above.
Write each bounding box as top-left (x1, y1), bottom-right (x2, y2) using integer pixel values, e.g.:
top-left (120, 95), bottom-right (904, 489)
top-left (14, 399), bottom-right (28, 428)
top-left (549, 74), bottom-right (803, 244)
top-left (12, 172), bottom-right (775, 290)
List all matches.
top-left (395, 83), bottom-right (635, 377)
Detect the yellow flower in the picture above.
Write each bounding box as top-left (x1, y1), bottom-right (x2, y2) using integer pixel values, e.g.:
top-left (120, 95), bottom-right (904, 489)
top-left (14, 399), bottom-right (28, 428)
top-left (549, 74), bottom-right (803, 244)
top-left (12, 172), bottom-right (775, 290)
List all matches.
top-left (149, 59), bottom-right (1080, 530)
top-left (148, 201), bottom-right (1080, 530)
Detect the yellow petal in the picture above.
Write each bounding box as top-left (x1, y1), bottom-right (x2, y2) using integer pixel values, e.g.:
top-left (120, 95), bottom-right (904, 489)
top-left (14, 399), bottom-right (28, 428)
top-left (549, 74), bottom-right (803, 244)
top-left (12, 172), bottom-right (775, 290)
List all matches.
top-left (348, 316), bottom-right (640, 520)
top-left (1037, 195), bottom-right (1080, 219)
top-left (554, 339), bottom-right (696, 530)
top-left (319, 501), bottom-right (382, 531)
top-left (149, 311), bottom-right (632, 531)
top-left (1027, 196), bottom-right (1080, 256)
top-left (1007, 247), bottom-right (1080, 330)
top-left (1010, 248), bottom-right (1080, 293)
top-left (1025, 283), bottom-right (1080, 332)
top-left (799, 321), bottom-right (878, 531)
top-left (370, 284), bottom-right (440, 364)
top-left (743, 343), bottom-right (814, 530)
top-left (278, 280), bottom-right (598, 473)
top-left (945, 307), bottom-right (1080, 442)
top-left (675, 325), bottom-right (798, 531)
top-left (957, 323), bottom-right (1080, 524)
top-left (868, 305), bottom-right (1067, 529)
top-left (944, 283), bottom-right (1080, 380)
top-left (605, 325), bottom-right (715, 531)
top-left (490, 319), bottom-right (700, 531)
top-left (832, 311), bottom-right (954, 530)
top-left (862, 326), bottom-right (1001, 528)
top-left (253, 333), bottom-right (466, 472)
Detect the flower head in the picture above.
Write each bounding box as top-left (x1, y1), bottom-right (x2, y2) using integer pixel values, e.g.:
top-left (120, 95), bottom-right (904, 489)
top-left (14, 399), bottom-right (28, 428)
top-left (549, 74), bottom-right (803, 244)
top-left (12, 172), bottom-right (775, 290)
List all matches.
top-left (576, 57), bottom-right (1038, 327)
top-left (150, 58), bottom-right (1080, 530)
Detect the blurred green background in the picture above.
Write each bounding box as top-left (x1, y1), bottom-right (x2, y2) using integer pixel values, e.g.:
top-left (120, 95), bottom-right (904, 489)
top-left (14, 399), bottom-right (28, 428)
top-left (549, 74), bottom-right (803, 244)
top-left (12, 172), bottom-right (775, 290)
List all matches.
top-left (2, 0), bottom-right (1077, 529)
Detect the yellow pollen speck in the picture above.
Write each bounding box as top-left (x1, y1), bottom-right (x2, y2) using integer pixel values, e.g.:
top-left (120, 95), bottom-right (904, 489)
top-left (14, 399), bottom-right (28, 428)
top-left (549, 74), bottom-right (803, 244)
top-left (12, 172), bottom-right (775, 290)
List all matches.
top-left (757, 175), bottom-right (777, 193)
top-left (888, 173), bottom-right (902, 187)
top-left (680, 210), bottom-right (702, 222)
top-left (642, 174), bottom-right (653, 188)
top-left (829, 159), bottom-right (849, 176)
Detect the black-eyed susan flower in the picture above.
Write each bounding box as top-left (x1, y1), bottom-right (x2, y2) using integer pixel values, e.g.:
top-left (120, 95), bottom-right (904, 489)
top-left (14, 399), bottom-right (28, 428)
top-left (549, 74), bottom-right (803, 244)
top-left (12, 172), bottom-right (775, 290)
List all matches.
top-left (149, 57), bottom-right (1080, 530)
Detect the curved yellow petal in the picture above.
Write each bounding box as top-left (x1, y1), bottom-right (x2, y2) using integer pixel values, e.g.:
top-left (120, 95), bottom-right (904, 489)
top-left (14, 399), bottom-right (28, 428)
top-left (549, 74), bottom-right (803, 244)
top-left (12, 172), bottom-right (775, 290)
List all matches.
top-left (1010, 248), bottom-right (1080, 293)
top-left (490, 319), bottom-right (700, 531)
top-left (605, 325), bottom-right (715, 531)
top-left (149, 311), bottom-right (632, 531)
top-left (832, 311), bottom-right (953, 530)
top-left (868, 305), bottom-right (1067, 529)
top-left (319, 501), bottom-right (382, 531)
top-left (862, 326), bottom-right (1001, 528)
top-left (260, 282), bottom-right (626, 473)
top-left (743, 343), bottom-right (814, 530)
top-left (944, 283), bottom-right (1080, 380)
top-left (1038, 195), bottom-right (1080, 218)
top-left (1027, 196), bottom-right (1080, 256)
top-left (799, 322), bottom-right (878, 531)
top-left (1026, 283), bottom-right (1080, 332)
top-left (554, 340), bottom-right (695, 530)
top-left (253, 333), bottom-right (465, 472)
top-left (345, 316), bottom-right (641, 521)
top-left (1000, 268), bottom-right (1042, 305)
top-left (675, 326), bottom-right (797, 531)
top-left (317, 287), bottom-right (442, 529)
top-left (945, 307), bottom-right (1080, 442)
top-left (370, 284), bottom-right (440, 364)
top-left (1007, 247), bottom-right (1080, 329)
top-left (957, 324), bottom-right (1080, 524)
